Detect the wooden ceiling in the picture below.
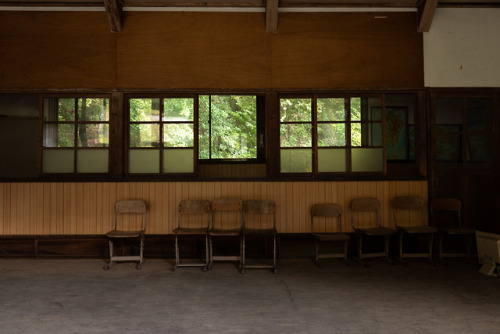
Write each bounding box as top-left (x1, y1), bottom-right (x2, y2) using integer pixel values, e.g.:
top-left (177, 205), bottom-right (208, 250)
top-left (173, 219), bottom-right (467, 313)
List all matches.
top-left (1, 0), bottom-right (499, 33)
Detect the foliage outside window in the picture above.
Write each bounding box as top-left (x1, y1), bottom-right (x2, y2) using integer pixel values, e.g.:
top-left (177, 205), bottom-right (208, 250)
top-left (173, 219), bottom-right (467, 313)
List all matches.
top-left (128, 97), bottom-right (195, 174)
top-left (199, 95), bottom-right (258, 160)
top-left (279, 96), bottom-right (384, 174)
top-left (41, 97), bottom-right (109, 173)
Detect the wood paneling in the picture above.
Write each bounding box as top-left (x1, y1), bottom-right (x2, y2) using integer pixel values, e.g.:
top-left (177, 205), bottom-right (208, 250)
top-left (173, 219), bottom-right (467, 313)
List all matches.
top-left (0, 180), bottom-right (427, 235)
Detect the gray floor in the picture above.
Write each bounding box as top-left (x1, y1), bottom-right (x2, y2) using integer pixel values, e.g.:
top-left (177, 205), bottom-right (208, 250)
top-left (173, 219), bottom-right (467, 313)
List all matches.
top-left (0, 259), bottom-right (499, 334)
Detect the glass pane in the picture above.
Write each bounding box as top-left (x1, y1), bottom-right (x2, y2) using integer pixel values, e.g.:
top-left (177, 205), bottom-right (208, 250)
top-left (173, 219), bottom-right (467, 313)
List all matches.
top-left (43, 124), bottom-right (74, 147)
top-left (352, 148), bottom-right (384, 172)
top-left (43, 98), bottom-right (74, 122)
top-left (280, 98), bottom-right (311, 122)
top-left (350, 97), bottom-right (361, 121)
top-left (42, 150), bottom-right (74, 173)
top-left (78, 98), bottom-right (109, 121)
top-left (163, 149), bottom-right (194, 173)
top-left (351, 123), bottom-right (361, 147)
top-left (317, 123), bottom-right (345, 147)
top-left (280, 124), bottom-right (312, 148)
top-left (164, 98), bottom-right (194, 122)
top-left (466, 135), bottom-right (490, 162)
top-left (368, 98), bottom-right (382, 120)
top-left (371, 123), bottom-right (383, 146)
top-left (436, 98), bottom-right (463, 125)
top-left (199, 95), bottom-right (210, 159)
top-left (386, 107), bottom-right (408, 160)
top-left (436, 134), bottom-right (461, 161)
top-left (129, 98), bottom-right (160, 122)
top-left (465, 98), bottom-right (492, 132)
top-left (209, 95), bottom-right (257, 159)
top-left (318, 148), bottom-right (346, 172)
top-left (129, 124), bottom-right (160, 147)
top-left (280, 149), bottom-right (312, 173)
top-left (163, 124), bottom-right (194, 148)
top-left (129, 149), bottom-right (160, 173)
top-left (78, 124), bottom-right (109, 147)
top-left (77, 149), bottom-right (108, 173)
top-left (317, 98), bottom-right (345, 121)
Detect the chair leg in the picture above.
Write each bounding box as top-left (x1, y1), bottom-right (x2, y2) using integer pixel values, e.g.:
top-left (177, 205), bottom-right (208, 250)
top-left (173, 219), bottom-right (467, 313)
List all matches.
top-left (172, 234), bottom-right (180, 271)
top-left (428, 233), bottom-right (434, 264)
top-left (398, 231), bottom-right (404, 264)
top-left (384, 235), bottom-right (391, 263)
top-left (438, 232), bottom-right (444, 264)
top-left (103, 239), bottom-right (115, 270)
top-left (313, 240), bottom-right (322, 267)
top-left (273, 234), bottom-right (277, 274)
top-left (136, 235), bottom-right (144, 270)
top-left (207, 236), bottom-right (213, 271)
top-left (240, 234), bottom-right (246, 274)
top-left (204, 234), bottom-right (209, 271)
top-left (344, 239), bottom-right (350, 265)
top-left (357, 234), bottom-right (365, 265)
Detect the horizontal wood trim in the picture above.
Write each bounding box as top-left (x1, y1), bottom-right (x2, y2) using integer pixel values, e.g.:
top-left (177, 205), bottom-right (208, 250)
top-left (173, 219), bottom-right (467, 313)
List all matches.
top-left (0, 180), bottom-right (428, 235)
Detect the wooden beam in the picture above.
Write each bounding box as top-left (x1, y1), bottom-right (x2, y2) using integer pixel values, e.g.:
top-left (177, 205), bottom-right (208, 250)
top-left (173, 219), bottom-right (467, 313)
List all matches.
top-left (266, 0), bottom-right (278, 33)
top-left (417, 0), bottom-right (438, 32)
top-left (104, 0), bottom-right (123, 33)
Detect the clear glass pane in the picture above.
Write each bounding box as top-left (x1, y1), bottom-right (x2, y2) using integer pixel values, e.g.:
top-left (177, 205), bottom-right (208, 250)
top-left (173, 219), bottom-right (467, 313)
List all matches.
top-left (386, 107), bottom-right (408, 160)
top-left (317, 98), bottom-right (345, 121)
top-left (280, 149), bottom-right (312, 173)
top-left (163, 124), bottom-right (194, 148)
top-left (465, 98), bottom-right (492, 132)
top-left (78, 98), bottom-right (109, 121)
top-left (198, 95), bottom-right (210, 159)
top-left (280, 124), bottom-right (312, 148)
top-left (163, 149), bottom-right (194, 173)
top-left (318, 148), bottom-right (346, 172)
top-left (42, 150), bottom-right (74, 173)
top-left (78, 124), bottom-right (109, 147)
top-left (317, 123), bottom-right (345, 147)
top-left (280, 98), bottom-right (311, 122)
top-left (350, 97), bottom-right (361, 121)
top-left (466, 135), bottom-right (490, 162)
top-left (436, 134), bottom-right (461, 161)
top-left (129, 149), bottom-right (160, 173)
top-left (209, 95), bottom-right (257, 159)
top-left (77, 149), bottom-right (108, 173)
top-left (164, 98), bottom-right (194, 122)
top-left (352, 148), bottom-right (384, 172)
top-left (351, 123), bottom-right (361, 147)
top-left (129, 124), bottom-right (160, 147)
top-left (129, 98), bottom-right (160, 122)
top-left (43, 98), bottom-right (75, 122)
top-left (371, 123), bottom-right (383, 146)
top-left (436, 98), bottom-right (463, 125)
top-left (43, 124), bottom-right (74, 147)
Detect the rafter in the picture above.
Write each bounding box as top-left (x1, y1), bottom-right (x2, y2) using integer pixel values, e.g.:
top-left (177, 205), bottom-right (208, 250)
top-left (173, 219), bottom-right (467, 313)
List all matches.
top-left (104, 0), bottom-right (123, 32)
top-left (417, 0), bottom-right (438, 32)
top-left (266, 0), bottom-right (279, 33)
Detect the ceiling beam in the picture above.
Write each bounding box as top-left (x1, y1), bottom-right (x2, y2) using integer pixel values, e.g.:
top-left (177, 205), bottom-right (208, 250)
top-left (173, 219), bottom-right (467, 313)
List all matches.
top-left (417, 0), bottom-right (437, 32)
top-left (266, 0), bottom-right (279, 33)
top-left (104, 0), bottom-right (123, 32)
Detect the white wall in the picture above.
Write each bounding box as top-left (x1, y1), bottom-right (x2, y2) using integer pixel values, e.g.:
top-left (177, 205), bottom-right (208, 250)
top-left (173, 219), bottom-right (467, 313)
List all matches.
top-left (424, 8), bottom-right (500, 87)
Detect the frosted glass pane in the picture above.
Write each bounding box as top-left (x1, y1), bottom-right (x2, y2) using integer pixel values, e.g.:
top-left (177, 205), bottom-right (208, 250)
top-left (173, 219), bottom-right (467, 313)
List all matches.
top-left (352, 148), bottom-right (384, 172)
top-left (280, 149), bottom-right (312, 173)
top-left (43, 150), bottom-right (74, 173)
top-left (77, 150), bottom-right (108, 173)
top-left (318, 149), bottom-right (346, 172)
top-left (129, 149), bottom-right (159, 173)
top-left (163, 149), bottom-right (194, 173)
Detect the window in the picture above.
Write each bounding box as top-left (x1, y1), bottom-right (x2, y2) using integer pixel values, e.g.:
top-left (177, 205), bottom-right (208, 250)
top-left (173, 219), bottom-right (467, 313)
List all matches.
top-left (279, 95), bottom-right (385, 174)
top-left (199, 95), bottom-right (259, 161)
top-left (127, 96), bottom-right (195, 174)
top-left (41, 96), bottom-right (110, 173)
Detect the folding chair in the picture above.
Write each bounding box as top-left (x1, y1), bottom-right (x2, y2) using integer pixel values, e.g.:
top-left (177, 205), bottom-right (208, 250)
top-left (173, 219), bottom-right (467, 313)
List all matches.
top-left (241, 200), bottom-right (277, 274)
top-left (104, 200), bottom-right (147, 270)
top-left (208, 198), bottom-right (243, 271)
top-left (311, 203), bottom-right (350, 267)
top-left (393, 196), bottom-right (437, 264)
top-left (431, 198), bottom-right (474, 263)
top-left (172, 199), bottom-right (211, 272)
top-left (350, 198), bottom-right (396, 265)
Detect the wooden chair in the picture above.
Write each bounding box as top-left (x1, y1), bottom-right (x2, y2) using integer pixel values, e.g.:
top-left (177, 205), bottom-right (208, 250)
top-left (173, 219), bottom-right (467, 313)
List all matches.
top-left (431, 198), bottom-right (474, 263)
top-left (311, 203), bottom-right (350, 267)
top-left (104, 200), bottom-right (147, 270)
top-left (241, 200), bottom-right (278, 274)
top-left (350, 198), bottom-right (396, 265)
top-left (208, 198), bottom-right (243, 271)
top-left (172, 200), bottom-right (211, 272)
top-left (392, 196), bottom-right (437, 264)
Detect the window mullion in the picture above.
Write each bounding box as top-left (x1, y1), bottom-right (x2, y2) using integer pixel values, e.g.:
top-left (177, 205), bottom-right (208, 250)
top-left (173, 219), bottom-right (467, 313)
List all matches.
top-left (346, 97), bottom-right (352, 172)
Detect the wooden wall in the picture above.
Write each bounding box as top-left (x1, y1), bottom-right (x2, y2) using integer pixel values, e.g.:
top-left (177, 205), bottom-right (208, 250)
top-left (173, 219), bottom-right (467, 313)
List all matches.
top-left (0, 181), bottom-right (427, 235)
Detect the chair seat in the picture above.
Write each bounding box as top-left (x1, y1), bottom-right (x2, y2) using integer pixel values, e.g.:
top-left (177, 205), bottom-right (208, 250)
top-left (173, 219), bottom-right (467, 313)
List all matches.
top-left (313, 233), bottom-right (350, 241)
top-left (174, 227), bottom-right (208, 235)
top-left (399, 226), bottom-right (437, 234)
top-left (208, 228), bottom-right (241, 236)
top-left (106, 230), bottom-right (145, 238)
top-left (356, 227), bottom-right (396, 236)
top-left (243, 228), bottom-right (277, 235)
top-left (441, 227), bottom-right (475, 235)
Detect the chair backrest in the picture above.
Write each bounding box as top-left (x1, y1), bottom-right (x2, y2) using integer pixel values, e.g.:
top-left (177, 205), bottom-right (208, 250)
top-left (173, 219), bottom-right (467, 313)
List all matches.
top-left (392, 196), bottom-right (425, 227)
top-left (243, 200), bottom-right (276, 230)
top-left (211, 198), bottom-right (243, 230)
top-left (431, 197), bottom-right (462, 228)
top-left (178, 199), bottom-right (211, 229)
top-left (350, 198), bottom-right (381, 229)
top-left (311, 203), bottom-right (342, 233)
top-left (114, 200), bottom-right (147, 231)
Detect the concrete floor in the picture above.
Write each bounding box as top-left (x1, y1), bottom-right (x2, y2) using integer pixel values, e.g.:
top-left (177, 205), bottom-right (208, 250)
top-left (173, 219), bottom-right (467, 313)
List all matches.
top-left (0, 259), bottom-right (499, 334)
